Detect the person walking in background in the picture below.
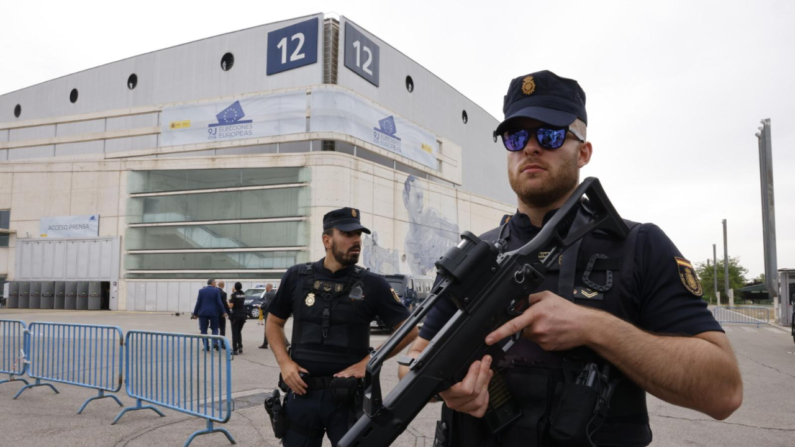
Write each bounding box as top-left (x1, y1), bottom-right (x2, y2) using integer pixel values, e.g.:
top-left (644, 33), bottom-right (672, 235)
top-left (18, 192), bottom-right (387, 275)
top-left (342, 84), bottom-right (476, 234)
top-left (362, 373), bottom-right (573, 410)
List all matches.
top-left (259, 283), bottom-right (277, 349)
top-left (217, 281), bottom-right (232, 338)
top-left (228, 282), bottom-right (247, 355)
top-left (191, 278), bottom-right (227, 350)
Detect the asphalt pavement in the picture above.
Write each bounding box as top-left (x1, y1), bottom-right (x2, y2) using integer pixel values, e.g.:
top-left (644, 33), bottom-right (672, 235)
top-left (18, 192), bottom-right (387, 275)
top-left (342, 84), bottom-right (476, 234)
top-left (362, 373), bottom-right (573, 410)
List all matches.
top-left (0, 309), bottom-right (793, 446)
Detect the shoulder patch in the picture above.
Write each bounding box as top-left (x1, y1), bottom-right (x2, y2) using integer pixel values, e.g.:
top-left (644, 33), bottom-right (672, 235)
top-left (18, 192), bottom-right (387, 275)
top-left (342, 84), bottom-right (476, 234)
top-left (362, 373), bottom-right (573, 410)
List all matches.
top-left (675, 257), bottom-right (702, 297)
top-left (390, 288), bottom-right (402, 303)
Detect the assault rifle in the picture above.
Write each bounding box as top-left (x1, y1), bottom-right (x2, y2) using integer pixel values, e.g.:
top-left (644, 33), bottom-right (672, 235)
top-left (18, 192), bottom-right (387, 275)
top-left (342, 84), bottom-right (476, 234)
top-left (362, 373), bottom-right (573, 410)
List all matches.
top-left (339, 177), bottom-right (628, 447)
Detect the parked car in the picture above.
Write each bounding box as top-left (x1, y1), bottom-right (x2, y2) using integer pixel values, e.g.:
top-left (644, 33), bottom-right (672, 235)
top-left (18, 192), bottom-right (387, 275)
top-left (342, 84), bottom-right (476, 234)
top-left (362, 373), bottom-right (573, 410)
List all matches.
top-left (371, 274), bottom-right (434, 332)
top-left (242, 285), bottom-right (278, 319)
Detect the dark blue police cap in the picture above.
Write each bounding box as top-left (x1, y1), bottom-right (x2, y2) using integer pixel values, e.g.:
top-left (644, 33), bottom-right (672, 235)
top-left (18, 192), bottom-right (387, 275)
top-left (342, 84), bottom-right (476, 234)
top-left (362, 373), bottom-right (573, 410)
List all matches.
top-left (323, 207), bottom-right (371, 234)
top-left (495, 70), bottom-right (587, 137)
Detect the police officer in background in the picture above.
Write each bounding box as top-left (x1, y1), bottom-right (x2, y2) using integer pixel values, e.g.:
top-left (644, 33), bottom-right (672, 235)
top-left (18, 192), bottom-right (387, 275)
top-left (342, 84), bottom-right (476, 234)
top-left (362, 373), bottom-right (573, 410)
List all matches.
top-left (259, 283), bottom-right (277, 349)
top-left (267, 207), bottom-right (418, 447)
top-left (400, 71), bottom-right (742, 446)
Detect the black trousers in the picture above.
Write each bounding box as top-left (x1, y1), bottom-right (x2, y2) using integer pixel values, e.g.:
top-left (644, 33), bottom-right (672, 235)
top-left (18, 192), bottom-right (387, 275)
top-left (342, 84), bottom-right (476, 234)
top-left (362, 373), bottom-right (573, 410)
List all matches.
top-left (283, 389), bottom-right (352, 447)
top-left (219, 315), bottom-right (227, 336)
top-left (231, 318), bottom-right (246, 351)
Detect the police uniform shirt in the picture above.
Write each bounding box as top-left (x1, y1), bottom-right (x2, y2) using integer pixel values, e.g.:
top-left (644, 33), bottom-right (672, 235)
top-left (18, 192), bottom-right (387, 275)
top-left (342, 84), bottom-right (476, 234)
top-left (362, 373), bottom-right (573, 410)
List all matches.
top-left (420, 209), bottom-right (723, 342)
top-left (229, 291), bottom-right (247, 319)
top-left (269, 258), bottom-right (410, 376)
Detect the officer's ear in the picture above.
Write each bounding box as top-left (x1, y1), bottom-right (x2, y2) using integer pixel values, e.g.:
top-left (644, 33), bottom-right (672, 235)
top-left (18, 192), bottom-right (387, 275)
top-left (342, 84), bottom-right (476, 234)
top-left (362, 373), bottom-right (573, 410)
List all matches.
top-left (577, 140), bottom-right (592, 168)
top-left (572, 119), bottom-right (591, 168)
top-left (322, 228), bottom-right (335, 250)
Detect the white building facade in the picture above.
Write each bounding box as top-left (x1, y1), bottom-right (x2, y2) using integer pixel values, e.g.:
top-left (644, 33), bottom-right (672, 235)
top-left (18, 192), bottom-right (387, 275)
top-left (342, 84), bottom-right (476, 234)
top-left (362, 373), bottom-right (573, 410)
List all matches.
top-left (0, 14), bottom-right (515, 312)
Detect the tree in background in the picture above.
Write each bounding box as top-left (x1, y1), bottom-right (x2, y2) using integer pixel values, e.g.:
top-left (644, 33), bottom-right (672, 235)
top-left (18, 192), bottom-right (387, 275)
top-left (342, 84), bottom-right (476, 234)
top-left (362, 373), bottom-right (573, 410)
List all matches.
top-left (695, 257), bottom-right (749, 303)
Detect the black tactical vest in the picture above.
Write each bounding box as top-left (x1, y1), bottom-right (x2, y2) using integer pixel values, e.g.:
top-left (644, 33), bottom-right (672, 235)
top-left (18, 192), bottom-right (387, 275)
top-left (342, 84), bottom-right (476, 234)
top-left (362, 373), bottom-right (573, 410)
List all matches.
top-left (290, 263), bottom-right (373, 370)
top-left (442, 208), bottom-right (652, 447)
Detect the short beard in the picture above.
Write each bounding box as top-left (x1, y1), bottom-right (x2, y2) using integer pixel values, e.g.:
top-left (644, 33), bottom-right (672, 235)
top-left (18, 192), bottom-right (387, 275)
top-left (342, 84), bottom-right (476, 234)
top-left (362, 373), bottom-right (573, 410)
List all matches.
top-left (509, 152), bottom-right (580, 209)
top-left (331, 240), bottom-right (359, 266)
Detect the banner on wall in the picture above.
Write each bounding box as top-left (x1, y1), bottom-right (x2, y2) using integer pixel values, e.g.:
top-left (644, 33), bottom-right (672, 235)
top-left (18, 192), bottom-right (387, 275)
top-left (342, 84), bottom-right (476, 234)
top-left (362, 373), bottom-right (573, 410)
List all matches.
top-left (309, 89), bottom-right (439, 169)
top-left (160, 91), bottom-right (307, 147)
top-left (40, 215), bottom-right (99, 238)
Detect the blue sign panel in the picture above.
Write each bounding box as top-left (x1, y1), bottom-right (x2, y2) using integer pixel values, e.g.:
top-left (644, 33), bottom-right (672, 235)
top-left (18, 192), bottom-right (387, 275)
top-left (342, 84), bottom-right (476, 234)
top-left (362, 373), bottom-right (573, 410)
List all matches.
top-left (209, 101), bottom-right (253, 127)
top-left (267, 18), bottom-right (319, 75)
top-left (344, 22), bottom-right (380, 87)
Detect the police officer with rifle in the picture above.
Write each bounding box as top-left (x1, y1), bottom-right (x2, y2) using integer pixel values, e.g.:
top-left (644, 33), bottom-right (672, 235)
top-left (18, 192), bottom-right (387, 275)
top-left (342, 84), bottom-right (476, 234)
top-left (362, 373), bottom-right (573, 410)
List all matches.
top-left (339, 71), bottom-right (742, 447)
top-left (265, 207), bottom-right (418, 447)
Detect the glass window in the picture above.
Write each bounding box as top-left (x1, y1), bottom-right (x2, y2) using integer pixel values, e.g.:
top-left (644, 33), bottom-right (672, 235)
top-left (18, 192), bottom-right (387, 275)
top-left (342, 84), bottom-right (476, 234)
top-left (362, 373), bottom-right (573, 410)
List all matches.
top-left (126, 187), bottom-right (309, 224)
top-left (279, 141), bottom-right (311, 154)
top-left (125, 250), bottom-right (309, 271)
top-left (0, 210), bottom-right (9, 247)
top-left (356, 147), bottom-right (394, 169)
top-left (396, 162), bottom-right (429, 179)
top-left (335, 141), bottom-right (355, 155)
top-left (125, 221), bottom-right (310, 250)
top-left (126, 272), bottom-right (285, 280)
top-left (128, 167), bottom-right (308, 194)
top-left (215, 144), bottom-right (277, 157)
top-left (157, 150), bottom-right (216, 159)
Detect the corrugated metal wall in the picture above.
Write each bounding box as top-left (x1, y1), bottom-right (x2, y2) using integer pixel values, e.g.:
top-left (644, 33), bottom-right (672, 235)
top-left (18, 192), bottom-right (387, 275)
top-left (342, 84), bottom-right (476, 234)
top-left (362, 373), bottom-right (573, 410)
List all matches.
top-left (16, 237), bottom-right (120, 281)
top-left (15, 237), bottom-right (122, 310)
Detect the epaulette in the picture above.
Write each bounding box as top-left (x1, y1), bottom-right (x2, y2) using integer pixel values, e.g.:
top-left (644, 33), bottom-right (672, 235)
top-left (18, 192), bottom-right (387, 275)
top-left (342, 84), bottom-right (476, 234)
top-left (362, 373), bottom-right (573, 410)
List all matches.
top-left (297, 262), bottom-right (313, 275)
top-left (353, 265), bottom-right (369, 279)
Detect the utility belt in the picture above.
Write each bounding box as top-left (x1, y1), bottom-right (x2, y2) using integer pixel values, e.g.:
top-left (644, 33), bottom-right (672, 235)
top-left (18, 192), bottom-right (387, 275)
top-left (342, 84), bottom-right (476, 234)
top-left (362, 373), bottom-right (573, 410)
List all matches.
top-left (434, 360), bottom-right (618, 447)
top-left (278, 373), bottom-right (363, 396)
top-left (265, 373), bottom-right (365, 439)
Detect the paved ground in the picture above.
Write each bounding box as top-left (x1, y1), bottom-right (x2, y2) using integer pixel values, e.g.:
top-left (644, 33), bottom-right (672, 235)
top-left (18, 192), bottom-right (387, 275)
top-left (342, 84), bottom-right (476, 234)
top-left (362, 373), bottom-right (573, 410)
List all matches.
top-left (0, 308), bottom-right (794, 446)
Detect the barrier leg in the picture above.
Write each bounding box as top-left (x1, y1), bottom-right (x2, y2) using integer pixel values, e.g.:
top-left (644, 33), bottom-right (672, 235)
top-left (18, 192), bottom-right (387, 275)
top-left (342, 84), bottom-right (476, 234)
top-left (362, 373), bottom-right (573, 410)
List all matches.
top-left (184, 419), bottom-right (236, 447)
top-left (112, 398), bottom-right (166, 425)
top-left (0, 374), bottom-right (29, 387)
top-left (78, 389), bottom-right (124, 414)
top-left (13, 378), bottom-right (59, 400)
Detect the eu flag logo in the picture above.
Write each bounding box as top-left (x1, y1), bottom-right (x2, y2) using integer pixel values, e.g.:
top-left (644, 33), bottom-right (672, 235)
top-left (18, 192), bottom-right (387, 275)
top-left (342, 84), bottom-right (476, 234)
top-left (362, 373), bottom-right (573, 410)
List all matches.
top-left (209, 101), bottom-right (253, 127)
top-left (375, 116), bottom-right (400, 138)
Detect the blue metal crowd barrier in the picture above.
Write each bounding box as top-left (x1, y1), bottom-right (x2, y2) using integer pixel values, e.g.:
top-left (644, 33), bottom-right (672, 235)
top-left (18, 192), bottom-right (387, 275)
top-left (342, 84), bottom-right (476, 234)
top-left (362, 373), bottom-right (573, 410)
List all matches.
top-left (113, 331), bottom-right (235, 447)
top-left (15, 322), bottom-right (125, 414)
top-left (0, 320), bottom-right (29, 389)
top-left (712, 306), bottom-right (771, 327)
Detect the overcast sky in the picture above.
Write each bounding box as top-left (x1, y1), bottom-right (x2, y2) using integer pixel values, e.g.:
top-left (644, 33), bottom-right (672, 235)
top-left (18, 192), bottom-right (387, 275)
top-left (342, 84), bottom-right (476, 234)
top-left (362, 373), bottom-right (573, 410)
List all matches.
top-left (2, 0), bottom-right (793, 283)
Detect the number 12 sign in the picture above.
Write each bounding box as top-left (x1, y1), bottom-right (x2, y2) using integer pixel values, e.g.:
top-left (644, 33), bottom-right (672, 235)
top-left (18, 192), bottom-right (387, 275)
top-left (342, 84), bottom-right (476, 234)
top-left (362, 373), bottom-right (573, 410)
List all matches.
top-left (344, 22), bottom-right (380, 87)
top-left (267, 18), bottom-right (319, 75)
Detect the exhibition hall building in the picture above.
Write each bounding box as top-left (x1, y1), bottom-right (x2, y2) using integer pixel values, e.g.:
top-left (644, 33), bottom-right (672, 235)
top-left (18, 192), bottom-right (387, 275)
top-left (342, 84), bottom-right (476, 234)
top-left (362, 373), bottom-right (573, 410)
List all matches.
top-left (0, 14), bottom-right (514, 312)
